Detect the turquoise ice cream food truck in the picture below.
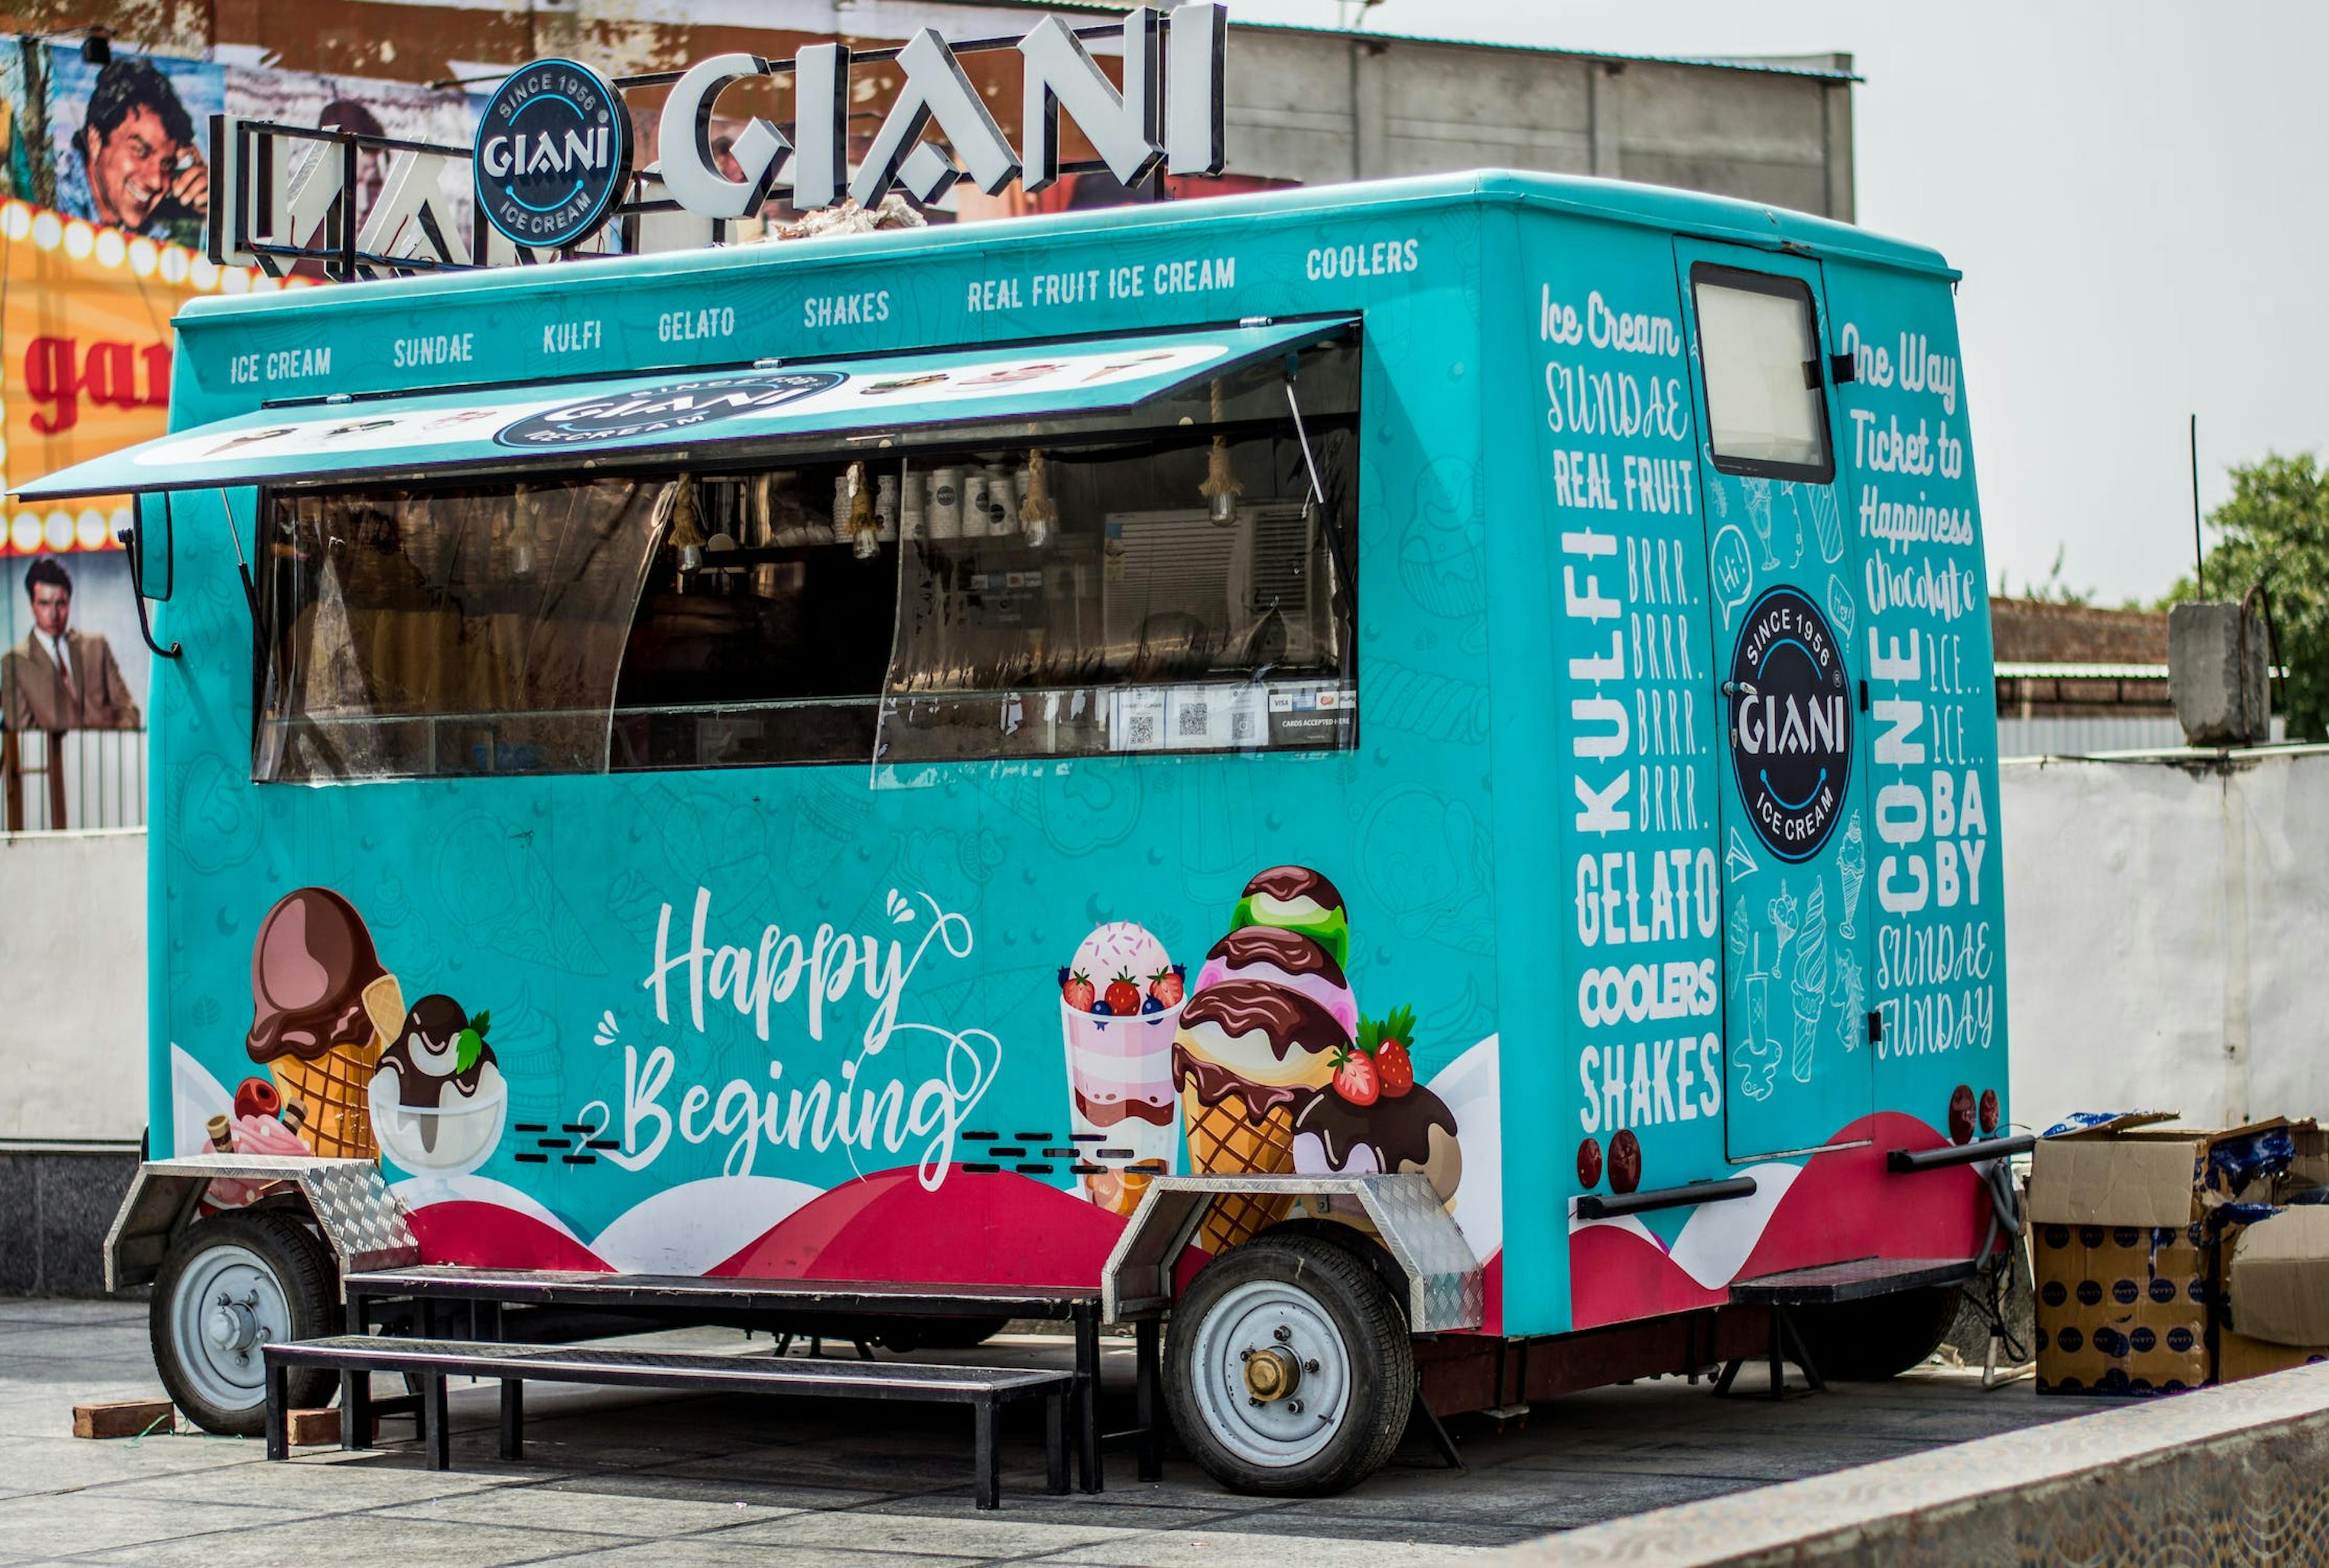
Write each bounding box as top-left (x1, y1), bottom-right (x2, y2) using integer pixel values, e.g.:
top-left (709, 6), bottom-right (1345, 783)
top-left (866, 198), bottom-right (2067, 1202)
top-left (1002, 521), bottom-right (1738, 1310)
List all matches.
top-left (33, 158), bottom-right (2015, 1495)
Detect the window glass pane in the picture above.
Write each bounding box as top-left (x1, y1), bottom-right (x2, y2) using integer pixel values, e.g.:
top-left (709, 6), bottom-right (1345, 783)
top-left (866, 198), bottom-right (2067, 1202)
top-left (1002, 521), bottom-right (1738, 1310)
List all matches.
top-left (256, 479), bottom-right (664, 781)
top-left (251, 340), bottom-right (1360, 783)
top-left (1696, 274), bottom-right (1830, 475)
top-left (611, 471), bottom-right (895, 769)
top-left (873, 371), bottom-right (1356, 773)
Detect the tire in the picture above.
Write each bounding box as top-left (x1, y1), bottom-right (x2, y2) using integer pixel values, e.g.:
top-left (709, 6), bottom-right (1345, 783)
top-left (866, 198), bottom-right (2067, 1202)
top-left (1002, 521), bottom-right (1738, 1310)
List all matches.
top-left (1165, 1232), bottom-right (1415, 1496)
top-left (152, 1209), bottom-right (341, 1435)
top-left (1792, 1285), bottom-right (1964, 1381)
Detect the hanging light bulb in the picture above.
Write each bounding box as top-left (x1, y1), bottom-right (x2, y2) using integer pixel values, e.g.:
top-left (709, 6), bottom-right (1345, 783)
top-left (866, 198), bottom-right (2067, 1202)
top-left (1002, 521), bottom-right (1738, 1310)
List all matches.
top-left (668, 473), bottom-right (707, 571)
top-left (508, 486), bottom-right (538, 579)
top-left (1196, 379), bottom-right (1242, 527)
top-left (1200, 434), bottom-right (1242, 527)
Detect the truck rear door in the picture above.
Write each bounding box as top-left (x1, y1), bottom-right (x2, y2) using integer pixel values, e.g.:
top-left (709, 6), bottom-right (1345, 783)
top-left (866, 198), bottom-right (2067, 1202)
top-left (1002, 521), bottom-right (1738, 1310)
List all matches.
top-left (1670, 238), bottom-right (1875, 1163)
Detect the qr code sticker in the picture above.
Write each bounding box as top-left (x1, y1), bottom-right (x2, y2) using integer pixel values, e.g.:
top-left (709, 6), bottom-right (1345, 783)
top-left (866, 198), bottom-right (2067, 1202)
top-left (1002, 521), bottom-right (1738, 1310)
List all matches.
top-left (1124, 713), bottom-right (1157, 745)
top-left (1177, 702), bottom-right (1211, 737)
top-left (1229, 709), bottom-right (1260, 742)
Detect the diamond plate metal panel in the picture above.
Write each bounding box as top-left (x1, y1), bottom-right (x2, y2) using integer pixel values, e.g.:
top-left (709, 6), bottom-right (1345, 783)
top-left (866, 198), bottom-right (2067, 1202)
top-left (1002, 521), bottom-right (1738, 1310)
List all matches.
top-left (1100, 1173), bottom-right (1482, 1331)
top-left (105, 1156), bottom-right (418, 1291)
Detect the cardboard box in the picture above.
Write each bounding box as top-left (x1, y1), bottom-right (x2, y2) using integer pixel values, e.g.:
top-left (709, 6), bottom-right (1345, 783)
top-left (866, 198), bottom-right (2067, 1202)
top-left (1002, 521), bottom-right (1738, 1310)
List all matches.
top-left (2208, 1202), bottom-right (2329, 1379)
top-left (2028, 1114), bottom-right (2291, 1396)
top-left (2276, 1123), bottom-right (2329, 1200)
top-left (2031, 1220), bottom-right (2211, 1395)
top-left (2219, 1330), bottom-right (2329, 1383)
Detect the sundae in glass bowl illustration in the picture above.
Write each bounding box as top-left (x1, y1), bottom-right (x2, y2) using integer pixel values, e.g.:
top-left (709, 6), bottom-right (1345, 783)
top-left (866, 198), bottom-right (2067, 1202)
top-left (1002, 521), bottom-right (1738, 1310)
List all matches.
top-left (1059, 922), bottom-right (1184, 1215)
top-left (368, 995), bottom-right (507, 1182)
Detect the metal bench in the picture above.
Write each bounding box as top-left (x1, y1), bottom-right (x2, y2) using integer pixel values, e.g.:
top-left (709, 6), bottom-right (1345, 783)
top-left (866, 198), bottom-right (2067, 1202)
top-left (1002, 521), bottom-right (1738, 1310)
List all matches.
top-left (263, 1335), bottom-right (1073, 1510)
top-left (340, 1266), bottom-right (1164, 1493)
top-left (1719, 1257), bottom-right (1977, 1399)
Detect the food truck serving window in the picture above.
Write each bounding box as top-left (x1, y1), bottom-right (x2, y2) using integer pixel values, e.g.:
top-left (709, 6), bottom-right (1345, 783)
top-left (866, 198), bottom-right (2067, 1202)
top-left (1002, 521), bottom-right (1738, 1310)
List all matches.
top-left (1691, 266), bottom-right (1834, 483)
top-left (252, 335), bottom-right (1359, 782)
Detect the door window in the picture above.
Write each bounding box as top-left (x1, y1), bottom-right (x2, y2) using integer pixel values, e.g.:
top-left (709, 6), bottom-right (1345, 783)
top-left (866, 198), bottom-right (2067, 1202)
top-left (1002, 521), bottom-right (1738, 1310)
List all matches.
top-left (1692, 266), bottom-right (1833, 482)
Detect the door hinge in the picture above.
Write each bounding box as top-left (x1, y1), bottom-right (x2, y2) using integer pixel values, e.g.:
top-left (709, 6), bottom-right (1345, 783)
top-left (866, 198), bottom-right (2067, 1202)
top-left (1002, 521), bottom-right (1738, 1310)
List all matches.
top-left (1858, 678), bottom-right (1869, 713)
top-left (1829, 352), bottom-right (1858, 385)
top-left (1867, 1010), bottom-right (1883, 1045)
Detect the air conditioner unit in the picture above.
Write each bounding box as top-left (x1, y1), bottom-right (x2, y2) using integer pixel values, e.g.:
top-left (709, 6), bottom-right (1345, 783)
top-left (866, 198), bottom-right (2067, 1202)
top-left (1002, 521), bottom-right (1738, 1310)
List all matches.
top-left (1100, 502), bottom-right (1326, 673)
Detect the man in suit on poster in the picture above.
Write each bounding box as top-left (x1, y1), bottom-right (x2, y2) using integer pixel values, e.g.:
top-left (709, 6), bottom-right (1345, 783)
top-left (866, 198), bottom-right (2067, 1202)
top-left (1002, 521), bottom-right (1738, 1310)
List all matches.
top-left (2, 557), bottom-right (141, 732)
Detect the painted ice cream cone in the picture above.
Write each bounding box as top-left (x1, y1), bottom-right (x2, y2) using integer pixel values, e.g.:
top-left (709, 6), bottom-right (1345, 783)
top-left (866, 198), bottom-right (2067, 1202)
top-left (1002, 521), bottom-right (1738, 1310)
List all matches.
top-left (1180, 1082), bottom-right (1300, 1250)
top-left (1174, 979), bottom-right (1350, 1251)
top-left (269, 1031), bottom-right (386, 1160)
top-left (246, 888), bottom-right (397, 1162)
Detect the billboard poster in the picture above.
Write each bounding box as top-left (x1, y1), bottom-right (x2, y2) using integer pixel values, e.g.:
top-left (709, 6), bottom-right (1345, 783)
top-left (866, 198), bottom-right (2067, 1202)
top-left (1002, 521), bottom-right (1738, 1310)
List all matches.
top-left (0, 548), bottom-right (145, 732)
top-left (45, 47), bottom-right (223, 251)
top-left (223, 66), bottom-right (477, 259)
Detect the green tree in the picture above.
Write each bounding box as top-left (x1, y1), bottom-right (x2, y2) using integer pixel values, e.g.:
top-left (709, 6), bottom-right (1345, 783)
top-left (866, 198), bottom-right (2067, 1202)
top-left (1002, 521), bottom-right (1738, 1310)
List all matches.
top-left (2163, 451), bottom-right (2329, 740)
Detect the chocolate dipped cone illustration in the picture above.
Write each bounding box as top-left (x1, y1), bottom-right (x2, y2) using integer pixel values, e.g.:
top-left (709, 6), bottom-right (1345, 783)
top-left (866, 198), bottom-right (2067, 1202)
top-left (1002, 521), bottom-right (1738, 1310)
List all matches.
top-left (1174, 980), bottom-right (1348, 1250)
top-left (246, 888), bottom-right (401, 1161)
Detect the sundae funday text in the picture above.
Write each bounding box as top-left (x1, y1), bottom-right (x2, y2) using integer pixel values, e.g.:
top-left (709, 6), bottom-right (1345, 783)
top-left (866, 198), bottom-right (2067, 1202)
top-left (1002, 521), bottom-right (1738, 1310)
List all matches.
top-left (593, 885), bottom-right (998, 1186)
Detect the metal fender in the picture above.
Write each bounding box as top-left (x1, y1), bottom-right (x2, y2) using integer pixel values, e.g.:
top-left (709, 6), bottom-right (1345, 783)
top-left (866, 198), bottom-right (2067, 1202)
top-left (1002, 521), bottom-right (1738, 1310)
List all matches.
top-left (1101, 1173), bottom-right (1483, 1332)
top-left (105, 1156), bottom-right (420, 1293)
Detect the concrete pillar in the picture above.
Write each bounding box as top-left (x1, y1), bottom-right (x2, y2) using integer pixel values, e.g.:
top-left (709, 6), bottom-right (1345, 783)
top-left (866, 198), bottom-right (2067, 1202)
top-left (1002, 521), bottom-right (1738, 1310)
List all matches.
top-left (1588, 61), bottom-right (1622, 180)
top-left (1821, 63), bottom-right (1855, 221)
top-left (1350, 39), bottom-right (1389, 180)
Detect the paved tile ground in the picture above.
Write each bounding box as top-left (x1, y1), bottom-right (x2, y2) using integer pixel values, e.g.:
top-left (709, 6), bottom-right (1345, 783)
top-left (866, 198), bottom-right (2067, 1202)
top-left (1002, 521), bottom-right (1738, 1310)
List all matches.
top-left (4, 1299), bottom-right (2082, 1566)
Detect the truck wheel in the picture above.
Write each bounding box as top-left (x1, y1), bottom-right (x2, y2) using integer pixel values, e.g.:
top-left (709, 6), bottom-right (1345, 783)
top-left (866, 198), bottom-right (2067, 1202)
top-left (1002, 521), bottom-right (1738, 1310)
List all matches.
top-left (1166, 1232), bottom-right (1414, 1496)
top-left (1792, 1286), bottom-right (1964, 1381)
top-left (152, 1210), bottom-right (340, 1435)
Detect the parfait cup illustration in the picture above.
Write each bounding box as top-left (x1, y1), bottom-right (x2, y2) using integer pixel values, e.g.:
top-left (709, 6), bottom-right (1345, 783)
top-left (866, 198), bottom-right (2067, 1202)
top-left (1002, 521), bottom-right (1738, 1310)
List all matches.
top-left (1059, 923), bottom-right (1185, 1215)
top-left (369, 995), bottom-right (508, 1186)
top-left (246, 887), bottom-right (404, 1161)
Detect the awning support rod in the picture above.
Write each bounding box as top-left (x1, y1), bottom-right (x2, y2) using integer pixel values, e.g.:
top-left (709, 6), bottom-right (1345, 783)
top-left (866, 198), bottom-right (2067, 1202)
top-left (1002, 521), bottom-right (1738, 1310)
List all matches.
top-left (218, 490), bottom-right (260, 626)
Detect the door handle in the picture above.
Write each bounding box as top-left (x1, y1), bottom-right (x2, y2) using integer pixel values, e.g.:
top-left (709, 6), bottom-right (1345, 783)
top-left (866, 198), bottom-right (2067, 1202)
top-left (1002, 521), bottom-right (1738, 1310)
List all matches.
top-left (1721, 681), bottom-right (1757, 698)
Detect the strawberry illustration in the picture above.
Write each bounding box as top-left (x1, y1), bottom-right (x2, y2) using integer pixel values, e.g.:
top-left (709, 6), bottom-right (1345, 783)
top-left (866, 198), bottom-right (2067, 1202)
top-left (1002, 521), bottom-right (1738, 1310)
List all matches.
top-left (1104, 971), bottom-right (1143, 1016)
top-left (1149, 965), bottom-right (1186, 1008)
top-left (1359, 1007), bottom-right (1417, 1097)
top-left (1061, 969), bottom-right (1096, 1012)
top-left (1331, 1045), bottom-right (1380, 1106)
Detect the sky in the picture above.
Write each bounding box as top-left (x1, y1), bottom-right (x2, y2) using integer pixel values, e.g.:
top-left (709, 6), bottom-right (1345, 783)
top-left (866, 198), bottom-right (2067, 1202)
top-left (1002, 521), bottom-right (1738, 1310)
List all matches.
top-left (1231, 0), bottom-right (2329, 606)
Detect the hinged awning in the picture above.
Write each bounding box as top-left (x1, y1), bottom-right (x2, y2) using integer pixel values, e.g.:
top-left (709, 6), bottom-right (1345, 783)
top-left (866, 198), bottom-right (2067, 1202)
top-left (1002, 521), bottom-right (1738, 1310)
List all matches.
top-left (15, 316), bottom-right (1355, 502)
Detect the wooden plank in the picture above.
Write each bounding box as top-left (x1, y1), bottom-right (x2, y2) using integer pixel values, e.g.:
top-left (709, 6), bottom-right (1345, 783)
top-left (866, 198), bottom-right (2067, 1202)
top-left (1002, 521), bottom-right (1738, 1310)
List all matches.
top-left (284, 1407), bottom-right (340, 1446)
top-left (75, 1399), bottom-right (175, 1439)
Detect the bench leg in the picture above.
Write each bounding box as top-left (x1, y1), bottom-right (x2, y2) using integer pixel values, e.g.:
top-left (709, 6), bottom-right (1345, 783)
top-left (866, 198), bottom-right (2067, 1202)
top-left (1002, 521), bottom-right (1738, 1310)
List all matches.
top-left (1135, 1318), bottom-right (1162, 1483)
top-left (423, 1373), bottom-right (450, 1471)
top-left (1073, 1302), bottom-right (1103, 1493)
top-left (973, 1400), bottom-right (1000, 1510)
top-left (342, 1368), bottom-right (372, 1452)
top-left (1780, 1308), bottom-right (1827, 1393)
top-left (499, 1379), bottom-right (523, 1462)
top-left (265, 1361), bottom-right (288, 1461)
top-left (1046, 1391), bottom-right (1068, 1496)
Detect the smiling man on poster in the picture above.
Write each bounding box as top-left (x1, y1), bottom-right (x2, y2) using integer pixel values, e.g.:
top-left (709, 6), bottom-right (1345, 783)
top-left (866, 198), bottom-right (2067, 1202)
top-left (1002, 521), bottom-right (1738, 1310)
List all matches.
top-left (75, 56), bottom-right (209, 242)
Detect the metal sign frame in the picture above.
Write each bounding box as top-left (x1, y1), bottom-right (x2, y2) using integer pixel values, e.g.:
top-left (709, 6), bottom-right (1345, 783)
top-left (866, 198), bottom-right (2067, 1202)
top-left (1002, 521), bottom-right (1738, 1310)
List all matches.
top-left (212, 2), bottom-right (1230, 281)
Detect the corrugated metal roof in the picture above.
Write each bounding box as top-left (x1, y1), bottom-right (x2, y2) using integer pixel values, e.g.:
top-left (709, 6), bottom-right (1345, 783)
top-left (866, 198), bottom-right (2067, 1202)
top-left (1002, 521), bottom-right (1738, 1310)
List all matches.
top-left (923, 0), bottom-right (1862, 80)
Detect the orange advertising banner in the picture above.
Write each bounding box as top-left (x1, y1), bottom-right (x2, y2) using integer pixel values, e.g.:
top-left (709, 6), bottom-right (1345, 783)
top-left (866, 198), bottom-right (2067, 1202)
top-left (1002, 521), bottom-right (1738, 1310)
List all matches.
top-left (0, 200), bottom-right (311, 556)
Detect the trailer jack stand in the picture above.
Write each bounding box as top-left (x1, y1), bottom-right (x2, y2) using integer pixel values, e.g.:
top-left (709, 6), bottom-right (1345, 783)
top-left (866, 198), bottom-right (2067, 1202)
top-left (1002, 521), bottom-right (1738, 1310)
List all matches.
top-left (1409, 1393), bottom-right (1466, 1470)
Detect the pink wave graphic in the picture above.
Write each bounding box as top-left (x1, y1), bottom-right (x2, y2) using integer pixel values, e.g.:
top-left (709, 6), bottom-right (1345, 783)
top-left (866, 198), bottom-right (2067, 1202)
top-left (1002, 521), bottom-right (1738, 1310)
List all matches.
top-left (710, 1168), bottom-right (1130, 1286)
top-left (408, 1200), bottom-right (614, 1271)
